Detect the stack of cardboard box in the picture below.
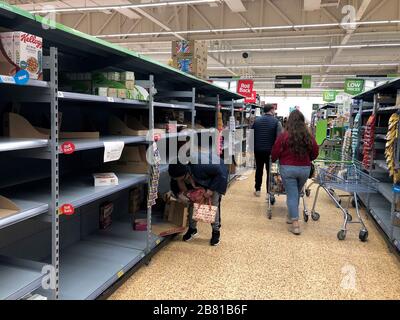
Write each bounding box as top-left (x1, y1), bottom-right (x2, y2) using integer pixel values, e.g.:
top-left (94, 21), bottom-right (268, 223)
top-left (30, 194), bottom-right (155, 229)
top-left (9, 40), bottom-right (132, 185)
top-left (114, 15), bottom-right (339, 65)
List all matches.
top-left (171, 40), bottom-right (208, 79)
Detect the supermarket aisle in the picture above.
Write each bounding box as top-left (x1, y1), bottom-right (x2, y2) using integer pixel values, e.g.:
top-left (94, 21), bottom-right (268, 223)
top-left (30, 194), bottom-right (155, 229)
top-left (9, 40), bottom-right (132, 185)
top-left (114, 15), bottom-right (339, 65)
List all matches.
top-left (110, 171), bottom-right (400, 300)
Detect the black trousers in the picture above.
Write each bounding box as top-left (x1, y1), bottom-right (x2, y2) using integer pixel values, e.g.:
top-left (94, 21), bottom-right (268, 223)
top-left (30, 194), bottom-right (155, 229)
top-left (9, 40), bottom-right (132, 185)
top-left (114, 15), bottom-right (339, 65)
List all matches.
top-left (255, 151), bottom-right (271, 192)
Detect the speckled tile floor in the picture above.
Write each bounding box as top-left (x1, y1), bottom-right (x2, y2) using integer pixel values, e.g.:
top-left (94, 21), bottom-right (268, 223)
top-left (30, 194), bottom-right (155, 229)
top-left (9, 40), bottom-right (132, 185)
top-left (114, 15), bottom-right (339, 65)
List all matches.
top-left (110, 171), bottom-right (400, 300)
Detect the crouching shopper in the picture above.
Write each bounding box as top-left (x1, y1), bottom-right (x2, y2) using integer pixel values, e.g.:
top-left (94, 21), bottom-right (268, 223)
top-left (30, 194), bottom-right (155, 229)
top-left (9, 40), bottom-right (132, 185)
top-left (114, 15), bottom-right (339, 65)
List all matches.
top-left (168, 153), bottom-right (228, 246)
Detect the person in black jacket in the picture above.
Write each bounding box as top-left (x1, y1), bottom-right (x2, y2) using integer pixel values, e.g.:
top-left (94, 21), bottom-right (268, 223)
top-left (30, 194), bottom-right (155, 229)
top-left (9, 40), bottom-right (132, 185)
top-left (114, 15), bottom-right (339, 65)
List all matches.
top-left (251, 104), bottom-right (282, 197)
top-left (168, 152), bottom-right (228, 246)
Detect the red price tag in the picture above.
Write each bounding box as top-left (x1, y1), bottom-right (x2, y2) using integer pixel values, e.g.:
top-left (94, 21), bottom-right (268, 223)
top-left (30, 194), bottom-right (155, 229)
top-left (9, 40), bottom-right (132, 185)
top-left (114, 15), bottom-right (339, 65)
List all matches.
top-left (61, 142), bottom-right (75, 155)
top-left (60, 204), bottom-right (75, 215)
top-left (153, 133), bottom-right (161, 141)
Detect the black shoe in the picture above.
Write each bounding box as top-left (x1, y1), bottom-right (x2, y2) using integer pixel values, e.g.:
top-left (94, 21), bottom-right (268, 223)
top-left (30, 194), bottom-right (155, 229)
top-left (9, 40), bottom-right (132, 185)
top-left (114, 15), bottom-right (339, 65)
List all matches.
top-left (183, 228), bottom-right (198, 242)
top-left (210, 231), bottom-right (220, 246)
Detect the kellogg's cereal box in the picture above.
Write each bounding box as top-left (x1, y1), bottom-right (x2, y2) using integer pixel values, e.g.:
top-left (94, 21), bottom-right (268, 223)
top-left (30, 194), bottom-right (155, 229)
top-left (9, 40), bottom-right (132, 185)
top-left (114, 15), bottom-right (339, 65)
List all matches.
top-left (0, 32), bottom-right (43, 80)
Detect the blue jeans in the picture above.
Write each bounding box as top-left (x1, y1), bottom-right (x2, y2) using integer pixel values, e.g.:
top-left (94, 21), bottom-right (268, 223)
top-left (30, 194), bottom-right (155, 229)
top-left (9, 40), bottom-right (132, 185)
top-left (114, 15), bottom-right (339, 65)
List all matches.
top-left (280, 165), bottom-right (310, 221)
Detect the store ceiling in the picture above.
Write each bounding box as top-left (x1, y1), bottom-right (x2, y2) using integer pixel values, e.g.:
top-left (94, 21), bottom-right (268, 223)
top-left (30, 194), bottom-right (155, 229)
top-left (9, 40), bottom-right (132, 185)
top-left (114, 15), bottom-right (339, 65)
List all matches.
top-left (8, 0), bottom-right (400, 96)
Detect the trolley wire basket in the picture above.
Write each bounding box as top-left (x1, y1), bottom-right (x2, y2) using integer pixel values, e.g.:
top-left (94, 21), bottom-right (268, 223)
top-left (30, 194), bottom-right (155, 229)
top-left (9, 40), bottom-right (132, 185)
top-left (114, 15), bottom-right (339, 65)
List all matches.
top-left (310, 162), bottom-right (379, 241)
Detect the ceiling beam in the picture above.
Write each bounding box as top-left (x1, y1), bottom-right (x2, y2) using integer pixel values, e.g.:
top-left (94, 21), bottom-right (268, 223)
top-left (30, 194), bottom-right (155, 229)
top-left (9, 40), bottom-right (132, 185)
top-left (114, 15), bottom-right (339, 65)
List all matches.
top-left (96, 11), bottom-right (117, 35)
top-left (224, 0), bottom-right (246, 13)
top-left (153, 6), bottom-right (184, 38)
top-left (322, 7), bottom-right (339, 23)
top-left (73, 12), bottom-right (88, 29)
top-left (133, 8), bottom-right (185, 40)
top-left (362, 0), bottom-right (389, 21)
top-left (236, 12), bottom-right (257, 33)
top-left (189, 5), bottom-right (237, 76)
top-left (320, 0), bottom-right (372, 85)
top-left (266, 0), bottom-right (295, 26)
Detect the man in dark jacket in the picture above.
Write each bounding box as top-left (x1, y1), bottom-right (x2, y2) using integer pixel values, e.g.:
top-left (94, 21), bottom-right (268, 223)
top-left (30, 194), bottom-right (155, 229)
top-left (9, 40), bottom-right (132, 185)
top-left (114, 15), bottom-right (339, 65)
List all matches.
top-left (252, 104), bottom-right (282, 197)
top-left (168, 152), bottom-right (228, 246)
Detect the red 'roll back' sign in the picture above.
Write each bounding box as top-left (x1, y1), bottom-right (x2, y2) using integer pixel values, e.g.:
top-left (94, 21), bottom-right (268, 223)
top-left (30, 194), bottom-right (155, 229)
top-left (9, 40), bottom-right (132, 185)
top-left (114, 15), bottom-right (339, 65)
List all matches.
top-left (237, 80), bottom-right (254, 97)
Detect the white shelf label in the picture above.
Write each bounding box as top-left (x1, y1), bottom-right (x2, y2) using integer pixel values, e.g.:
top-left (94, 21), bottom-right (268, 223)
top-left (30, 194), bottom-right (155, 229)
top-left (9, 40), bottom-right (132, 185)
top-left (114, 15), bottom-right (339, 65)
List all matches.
top-left (107, 97), bottom-right (115, 103)
top-left (0, 75), bottom-right (15, 84)
top-left (103, 141), bottom-right (125, 163)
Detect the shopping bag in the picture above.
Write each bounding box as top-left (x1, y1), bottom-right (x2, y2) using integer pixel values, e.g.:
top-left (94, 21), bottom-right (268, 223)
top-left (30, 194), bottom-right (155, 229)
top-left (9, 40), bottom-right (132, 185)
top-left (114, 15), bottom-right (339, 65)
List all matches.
top-left (193, 199), bottom-right (217, 224)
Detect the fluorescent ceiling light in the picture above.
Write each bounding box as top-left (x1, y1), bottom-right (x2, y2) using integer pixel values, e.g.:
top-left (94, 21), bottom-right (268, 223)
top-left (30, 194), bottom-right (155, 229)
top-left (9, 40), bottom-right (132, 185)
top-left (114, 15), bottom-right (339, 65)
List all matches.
top-left (208, 63), bottom-right (399, 70)
top-left (30, 0), bottom-right (219, 14)
top-left (134, 43), bottom-right (400, 55)
top-left (97, 20), bottom-right (400, 38)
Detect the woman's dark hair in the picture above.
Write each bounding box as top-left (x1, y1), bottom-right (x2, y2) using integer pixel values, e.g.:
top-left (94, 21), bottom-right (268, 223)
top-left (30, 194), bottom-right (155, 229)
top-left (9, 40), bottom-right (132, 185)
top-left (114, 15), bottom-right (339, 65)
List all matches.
top-left (286, 110), bottom-right (313, 156)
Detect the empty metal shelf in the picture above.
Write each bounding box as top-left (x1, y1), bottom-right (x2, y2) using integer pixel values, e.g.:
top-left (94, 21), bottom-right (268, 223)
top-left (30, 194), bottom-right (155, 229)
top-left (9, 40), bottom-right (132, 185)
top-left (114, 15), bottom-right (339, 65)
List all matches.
top-left (0, 138), bottom-right (48, 152)
top-left (58, 91), bottom-right (148, 108)
top-left (84, 220), bottom-right (161, 251)
top-left (378, 183), bottom-right (394, 203)
top-left (59, 136), bottom-right (148, 153)
top-left (3, 174), bottom-right (148, 213)
top-left (153, 102), bottom-right (192, 110)
top-left (0, 199), bottom-right (48, 230)
top-left (51, 240), bottom-right (144, 300)
top-left (0, 255), bottom-right (45, 300)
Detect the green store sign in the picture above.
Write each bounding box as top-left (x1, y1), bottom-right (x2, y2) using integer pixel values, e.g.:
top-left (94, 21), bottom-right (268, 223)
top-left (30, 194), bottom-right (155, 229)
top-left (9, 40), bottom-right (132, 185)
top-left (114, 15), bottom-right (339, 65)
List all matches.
top-left (344, 79), bottom-right (365, 95)
top-left (302, 75), bottom-right (312, 89)
top-left (323, 90), bottom-right (337, 102)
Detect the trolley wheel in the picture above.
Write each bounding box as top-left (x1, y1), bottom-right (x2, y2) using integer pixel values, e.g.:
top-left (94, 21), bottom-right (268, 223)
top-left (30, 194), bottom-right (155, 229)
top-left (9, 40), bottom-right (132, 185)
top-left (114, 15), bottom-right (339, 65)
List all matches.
top-left (312, 212), bottom-right (320, 221)
top-left (346, 213), bottom-right (353, 222)
top-left (267, 209), bottom-right (272, 219)
top-left (337, 230), bottom-right (346, 241)
top-left (305, 189), bottom-right (311, 197)
top-left (303, 210), bottom-right (309, 223)
top-left (359, 230), bottom-right (368, 242)
top-left (270, 195), bottom-right (276, 206)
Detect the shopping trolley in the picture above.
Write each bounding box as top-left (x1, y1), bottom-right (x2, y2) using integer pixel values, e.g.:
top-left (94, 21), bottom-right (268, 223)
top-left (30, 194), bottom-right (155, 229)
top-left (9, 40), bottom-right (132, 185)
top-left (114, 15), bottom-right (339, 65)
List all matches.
top-left (310, 162), bottom-right (379, 241)
top-left (266, 158), bottom-right (318, 222)
top-left (305, 148), bottom-right (363, 208)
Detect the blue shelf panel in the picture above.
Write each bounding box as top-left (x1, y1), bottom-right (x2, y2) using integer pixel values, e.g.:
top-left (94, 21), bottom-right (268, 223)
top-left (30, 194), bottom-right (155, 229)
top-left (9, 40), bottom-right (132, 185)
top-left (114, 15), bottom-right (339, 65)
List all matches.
top-left (0, 255), bottom-right (45, 300)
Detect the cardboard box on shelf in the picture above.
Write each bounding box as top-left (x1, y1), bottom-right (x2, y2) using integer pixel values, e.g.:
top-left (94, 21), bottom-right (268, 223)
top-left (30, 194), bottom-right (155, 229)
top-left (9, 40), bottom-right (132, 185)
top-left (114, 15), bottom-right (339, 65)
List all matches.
top-left (96, 87), bottom-right (108, 97)
top-left (117, 88), bottom-right (128, 99)
top-left (0, 31), bottom-right (43, 80)
top-left (107, 72), bottom-right (120, 81)
top-left (93, 172), bottom-right (119, 187)
top-left (172, 40), bottom-right (208, 60)
top-left (129, 186), bottom-right (142, 214)
top-left (172, 57), bottom-right (207, 78)
top-left (109, 145), bottom-right (149, 174)
top-left (121, 80), bottom-right (135, 90)
top-left (107, 88), bottom-right (118, 98)
top-left (0, 195), bottom-right (20, 219)
top-left (99, 201), bottom-right (113, 230)
top-left (4, 112), bottom-right (48, 139)
top-left (120, 71), bottom-right (135, 81)
top-left (152, 198), bottom-right (188, 237)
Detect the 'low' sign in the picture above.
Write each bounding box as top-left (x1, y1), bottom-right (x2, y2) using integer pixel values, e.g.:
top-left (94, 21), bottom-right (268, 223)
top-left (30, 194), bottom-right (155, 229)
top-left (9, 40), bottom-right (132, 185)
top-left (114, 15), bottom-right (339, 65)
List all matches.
top-left (344, 79), bottom-right (365, 95)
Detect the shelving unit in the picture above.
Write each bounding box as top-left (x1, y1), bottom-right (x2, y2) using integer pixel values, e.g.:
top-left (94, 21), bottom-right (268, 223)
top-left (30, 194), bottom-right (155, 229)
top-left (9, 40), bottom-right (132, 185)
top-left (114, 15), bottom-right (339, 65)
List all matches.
top-left (352, 78), bottom-right (400, 252)
top-left (0, 3), bottom-right (243, 300)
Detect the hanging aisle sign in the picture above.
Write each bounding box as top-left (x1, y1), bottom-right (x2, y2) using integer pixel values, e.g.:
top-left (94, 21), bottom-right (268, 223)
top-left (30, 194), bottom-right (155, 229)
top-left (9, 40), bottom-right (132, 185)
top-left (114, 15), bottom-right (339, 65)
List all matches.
top-left (323, 90), bottom-right (337, 102)
top-left (344, 79), bottom-right (365, 95)
top-left (244, 91), bottom-right (257, 104)
top-left (237, 80), bottom-right (254, 97)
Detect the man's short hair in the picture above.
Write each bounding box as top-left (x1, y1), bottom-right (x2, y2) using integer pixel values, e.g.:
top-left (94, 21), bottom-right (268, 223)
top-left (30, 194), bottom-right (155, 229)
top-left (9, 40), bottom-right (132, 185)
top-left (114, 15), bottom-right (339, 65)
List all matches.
top-left (264, 104), bottom-right (274, 113)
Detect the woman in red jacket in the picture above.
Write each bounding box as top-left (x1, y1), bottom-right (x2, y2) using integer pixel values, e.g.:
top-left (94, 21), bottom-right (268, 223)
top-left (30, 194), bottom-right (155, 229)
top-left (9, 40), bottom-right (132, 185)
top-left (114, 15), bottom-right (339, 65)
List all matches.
top-left (271, 110), bottom-right (319, 235)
